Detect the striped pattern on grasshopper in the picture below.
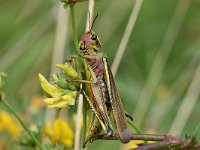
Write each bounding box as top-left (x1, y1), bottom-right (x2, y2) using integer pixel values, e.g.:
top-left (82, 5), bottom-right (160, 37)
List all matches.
top-left (78, 30), bottom-right (132, 146)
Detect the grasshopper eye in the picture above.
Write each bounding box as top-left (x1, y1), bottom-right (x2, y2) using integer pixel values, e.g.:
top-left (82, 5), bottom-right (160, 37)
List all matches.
top-left (91, 34), bottom-right (97, 40)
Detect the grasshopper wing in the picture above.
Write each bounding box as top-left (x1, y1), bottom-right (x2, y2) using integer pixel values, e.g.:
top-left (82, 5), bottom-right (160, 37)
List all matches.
top-left (104, 58), bottom-right (131, 143)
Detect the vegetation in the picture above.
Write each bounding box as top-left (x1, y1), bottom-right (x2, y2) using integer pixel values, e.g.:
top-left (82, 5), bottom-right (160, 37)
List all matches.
top-left (0, 0), bottom-right (200, 149)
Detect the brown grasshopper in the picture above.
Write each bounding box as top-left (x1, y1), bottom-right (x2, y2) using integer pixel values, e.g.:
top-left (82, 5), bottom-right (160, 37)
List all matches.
top-left (77, 30), bottom-right (133, 147)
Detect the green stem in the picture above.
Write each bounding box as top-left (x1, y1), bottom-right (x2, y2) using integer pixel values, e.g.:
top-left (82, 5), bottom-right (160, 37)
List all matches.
top-left (70, 5), bottom-right (79, 52)
top-left (128, 119), bottom-right (142, 134)
top-left (128, 119), bottom-right (148, 144)
top-left (2, 100), bottom-right (44, 150)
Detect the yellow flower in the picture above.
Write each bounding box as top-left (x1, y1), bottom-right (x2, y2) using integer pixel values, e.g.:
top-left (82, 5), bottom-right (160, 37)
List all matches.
top-left (43, 91), bottom-right (77, 108)
top-left (38, 73), bottom-right (65, 98)
top-left (43, 119), bottom-right (74, 148)
top-left (0, 111), bottom-right (21, 138)
top-left (123, 140), bottom-right (144, 149)
top-left (39, 73), bottom-right (77, 108)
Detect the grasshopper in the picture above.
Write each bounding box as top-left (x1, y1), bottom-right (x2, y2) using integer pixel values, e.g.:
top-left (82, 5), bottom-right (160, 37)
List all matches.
top-left (76, 30), bottom-right (133, 147)
top-left (51, 29), bottom-right (133, 147)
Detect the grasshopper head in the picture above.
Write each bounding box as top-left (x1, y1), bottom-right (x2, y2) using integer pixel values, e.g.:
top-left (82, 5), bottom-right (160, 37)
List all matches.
top-left (79, 31), bottom-right (105, 59)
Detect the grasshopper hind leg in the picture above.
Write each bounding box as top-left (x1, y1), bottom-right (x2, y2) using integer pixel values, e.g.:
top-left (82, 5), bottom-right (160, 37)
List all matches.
top-left (83, 113), bottom-right (102, 148)
top-left (83, 114), bottom-right (114, 148)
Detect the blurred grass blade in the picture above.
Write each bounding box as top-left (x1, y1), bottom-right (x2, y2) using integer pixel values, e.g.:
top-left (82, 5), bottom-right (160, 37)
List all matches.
top-left (146, 50), bottom-right (200, 130)
top-left (0, 9), bottom-right (54, 70)
top-left (45, 4), bottom-right (70, 123)
top-left (132, 0), bottom-right (192, 125)
top-left (111, 0), bottom-right (143, 76)
top-left (169, 62), bottom-right (200, 135)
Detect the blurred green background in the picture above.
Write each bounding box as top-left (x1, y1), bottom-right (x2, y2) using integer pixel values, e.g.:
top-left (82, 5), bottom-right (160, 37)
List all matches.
top-left (0, 0), bottom-right (200, 149)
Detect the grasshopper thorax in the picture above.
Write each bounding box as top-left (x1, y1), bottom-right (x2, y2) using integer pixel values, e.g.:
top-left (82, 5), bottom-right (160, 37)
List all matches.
top-left (79, 31), bottom-right (106, 59)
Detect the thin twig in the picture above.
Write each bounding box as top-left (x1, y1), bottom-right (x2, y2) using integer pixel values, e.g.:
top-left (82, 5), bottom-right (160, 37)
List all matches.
top-left (98, 133), bottom-right (182, 142)
top-left (97, 134), bottom-right (183, 150)
top-left (133, 0), bottom-right (192, 125)
top-left (130, 141), bottom-right (182, 150)
top-left (98, 133), bottom-right (165, 141)
top-left (111, 0), bottom-right (143, 76)
top-left (169, 62), bottom-right (200, 135)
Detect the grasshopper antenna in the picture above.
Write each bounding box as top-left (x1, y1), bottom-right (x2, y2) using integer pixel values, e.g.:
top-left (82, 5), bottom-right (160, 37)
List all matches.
top-left (90, 14), bottom-right (98, 31)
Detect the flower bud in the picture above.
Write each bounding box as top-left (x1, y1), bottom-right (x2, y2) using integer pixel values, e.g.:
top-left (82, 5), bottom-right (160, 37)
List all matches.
top-left (43, 91), bottom-right (77, 108)
top-left (56, 64), bottom-right (78, 80)
top-left (38, 73), bottom-right (65, 97)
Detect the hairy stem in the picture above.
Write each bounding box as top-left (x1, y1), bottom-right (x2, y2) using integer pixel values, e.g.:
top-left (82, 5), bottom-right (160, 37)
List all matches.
top-left (98, 133), bottom-right (165, 141)
top-left (131, 141), bottom-right (182, 150)
top-left (97, 134), bottom-right (183, 150)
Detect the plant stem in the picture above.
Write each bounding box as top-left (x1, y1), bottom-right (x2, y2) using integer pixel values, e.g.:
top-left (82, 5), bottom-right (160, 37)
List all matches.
top-left (128, 119), bottom-right (142, 134)
top-left (131, 141), bottom-right (182, 150)
top-left (128, 120), bottom-right (148, 144)
top-left (70, 5), bottom-right (79, 52)
top-left (97, 134), bottom-right (183, 150)
top-left (2, 100), bottom-right (44, 150)
top-left (98, 133), bottom-right (164, 141)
